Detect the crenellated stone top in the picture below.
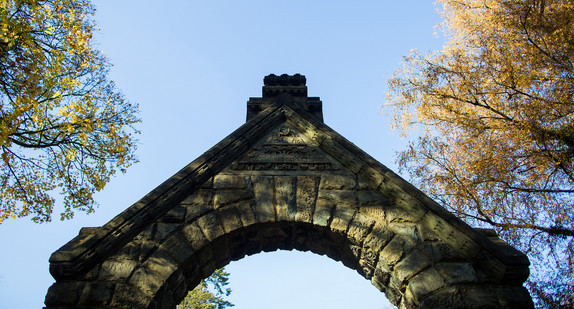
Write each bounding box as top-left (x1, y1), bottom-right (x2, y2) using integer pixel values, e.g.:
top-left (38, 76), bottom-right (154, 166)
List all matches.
top-left (247, 73), bottom-right (323, 122)
top-left (262, 73), bottom-right (307, 97)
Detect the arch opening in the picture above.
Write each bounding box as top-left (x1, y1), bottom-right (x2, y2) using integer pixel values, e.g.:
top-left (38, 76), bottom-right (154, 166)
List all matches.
top-left (180, 250), bottom-right (397, 308)
top-left (152, 220), bottom-right (400, 309)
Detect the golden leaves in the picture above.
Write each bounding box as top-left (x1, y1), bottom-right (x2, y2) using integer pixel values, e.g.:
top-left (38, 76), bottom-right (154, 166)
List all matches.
top-left (386, 2), bottom-right (574, 298)
top-left (0, 0), bottom-right (140, 223)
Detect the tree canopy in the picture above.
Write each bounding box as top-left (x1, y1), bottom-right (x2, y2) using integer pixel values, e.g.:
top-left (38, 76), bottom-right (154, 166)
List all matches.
top-left (0, 0), bottom-right (139, 223)
top-left (177, 268), bottom-right (234, 309)
top-left (386, 0), bottom-right (574, 307)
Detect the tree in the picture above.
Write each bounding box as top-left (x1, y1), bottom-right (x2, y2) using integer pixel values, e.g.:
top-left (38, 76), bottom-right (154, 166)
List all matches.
top-left (386, 0), bottom-right (573, 307)
top-left (177, 268), bottom-right (234, 309)
top-left (0, 0), bottom-right (139, 223)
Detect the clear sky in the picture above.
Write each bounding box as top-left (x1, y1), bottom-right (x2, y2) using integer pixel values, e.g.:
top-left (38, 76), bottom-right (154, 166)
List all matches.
top-left (0, 1), bottom-right (444, 308)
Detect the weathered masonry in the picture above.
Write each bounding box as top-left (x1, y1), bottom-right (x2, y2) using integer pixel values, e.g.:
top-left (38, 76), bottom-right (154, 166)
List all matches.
top-left (45, 74), bottom-right (534, 308)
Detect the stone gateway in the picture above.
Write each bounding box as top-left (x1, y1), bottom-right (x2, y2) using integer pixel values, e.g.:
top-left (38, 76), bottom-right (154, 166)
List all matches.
top-left (45, 74), bottom-right (534, 308)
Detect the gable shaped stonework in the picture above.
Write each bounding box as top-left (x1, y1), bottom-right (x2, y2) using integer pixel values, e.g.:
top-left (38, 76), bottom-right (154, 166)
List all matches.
top-left (45, 74), bottom-right (533, 308)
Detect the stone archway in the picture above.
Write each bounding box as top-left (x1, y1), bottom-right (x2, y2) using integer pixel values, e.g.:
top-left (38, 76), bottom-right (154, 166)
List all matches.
top-left (45, 74), bottom-right (533, 308)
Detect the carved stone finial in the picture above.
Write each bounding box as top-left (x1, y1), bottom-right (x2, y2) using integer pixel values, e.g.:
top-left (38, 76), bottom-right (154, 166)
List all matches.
top-left (262, 73), bottom-right (307, 98)
top-left (263, 73), bottom-right (306, 87)
top-left (247, 74), bottom-right (323, 122)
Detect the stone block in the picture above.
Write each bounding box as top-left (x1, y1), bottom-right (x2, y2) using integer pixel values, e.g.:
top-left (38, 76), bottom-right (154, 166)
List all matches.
top-left (213, 175), bottom-right (251, 189)
top-left (154, 222), bottom-right (181, 243)
top-left (81, 264), bottom-right (101, 281)
top-left (376, 177), bottom-right (426, 221)
top-left (418, 286), bottom-right (465, 309)
top-left (379, 236), bottom-right (411, 269)
top-left (359, 248), bottom-right (378, 278)
top-left (159, 232), bottom-right (194, 266)
top-left (357, 166), bottom-right (387, 189)
top-left (320, 138), bottom-right (364, 173)
top-left (359, 206), bottom-right (385, 221)
top-left (156, 285), bottom-right (177, 309)
top-left (416, 242), bottom-right (443, 263)
top-left (196, 212), bottom-right (224, 241)
top-left (295, 176), bottom-right (319, 224)
top-left (110, 283), bottom-right (153, 308)
top-left (435, 262), bottom-right (477, 284)
top-left (347, 213), bottom-right (375, 246)
top-left (349, 244), bottom-right (363, 261)
top-left (407, 267), bottom-right (447, 301)
top-left (235, 200), bottom-right (258, 227)
top-left (385, 204), bottom-right (417, 224)
top-left (79, 282), bottom-right (114, 305)
top-left (214, 189), bottom-right (254, 208)
top-left (143, 250), bottom-right (178, 280)
top-left (252, 176), bottom-right (276, 223)
top-left (360, 224), bottom-right (394, 277)
top-left (319, 174), bottom-right (356, 190)
top-left (435, 242), bottom-right (465, 260)
top-left (329, 206), bottom-right (356, 235)
top-left (371, 267), bottom-right (391, 292)
top-left (45, 282), bottom-right (83, 305)
top-left (419, 225), bottom-right (440, 242)
top-left (199, 177), bottom-right (213, 189)
top-left (313, 201), bottom-right (334, 227)
top-left (182, 222), bottom-right (209, 252)
top-left (165, 270), bottom-right (188, 303)
top-left (384, 288), bottom-right (402, 309)
top-left (389, 223), bottom-right (421, 245)
top-left (114, 239), bottom-right (157, 263)
top-left (99, 259), bottom-right (138, 282)
top-left (358, 176), bottom-right (379, 190)
top-left (395, 249), bottom-right (432, 282)
top-left (458, 285), bottom-right (499, 308)
top-left (185, 204), bottom-right (212, 223)
top-left (216, 206), bottom-right (244, 234)
top-left (162, 205), bottom-right (187, 223)
top-left (421, 212), bottom-right (480, 258)
top-left (317, 190), bottom-right (357, 208)
top-left (388, 275), bottom-right (403, 296)
top-left (358, 190), bottom-right (389, 206)
top-left (137, 224), bottom-right (155, 241)
top-left (401, 288), bottom-right (418, 309)
top-left (274, 176), bottom-right (297, 221)
top-left (363, 223), bottom-right (394, 254)
top-left (181, 189), bottom-right (213, 206)
top-left (129, 266), bottom-right (165, 296)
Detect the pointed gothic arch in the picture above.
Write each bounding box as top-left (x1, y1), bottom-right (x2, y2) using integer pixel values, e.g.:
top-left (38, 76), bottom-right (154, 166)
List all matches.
top-left (45, 74), bottom-right (533, 308)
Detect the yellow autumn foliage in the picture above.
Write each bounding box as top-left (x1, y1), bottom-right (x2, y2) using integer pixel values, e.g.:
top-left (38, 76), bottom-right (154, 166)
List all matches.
top-left (0, 0), bottom-right (139, 223)
top-left (387, 0), bottom-right (573, 306)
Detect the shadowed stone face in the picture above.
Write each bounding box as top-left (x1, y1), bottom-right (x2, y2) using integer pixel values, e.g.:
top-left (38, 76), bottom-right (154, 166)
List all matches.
top-left (45, 75), bottom-right (533, 309)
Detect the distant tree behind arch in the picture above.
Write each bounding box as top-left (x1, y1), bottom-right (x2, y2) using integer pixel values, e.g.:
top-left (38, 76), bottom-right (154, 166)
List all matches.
top-left (177, 268), bottom-right (233, 309)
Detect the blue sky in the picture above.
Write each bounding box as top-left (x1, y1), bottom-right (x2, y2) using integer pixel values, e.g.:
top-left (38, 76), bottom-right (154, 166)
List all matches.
top-left (0, 1), bottom-right (443, 308)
